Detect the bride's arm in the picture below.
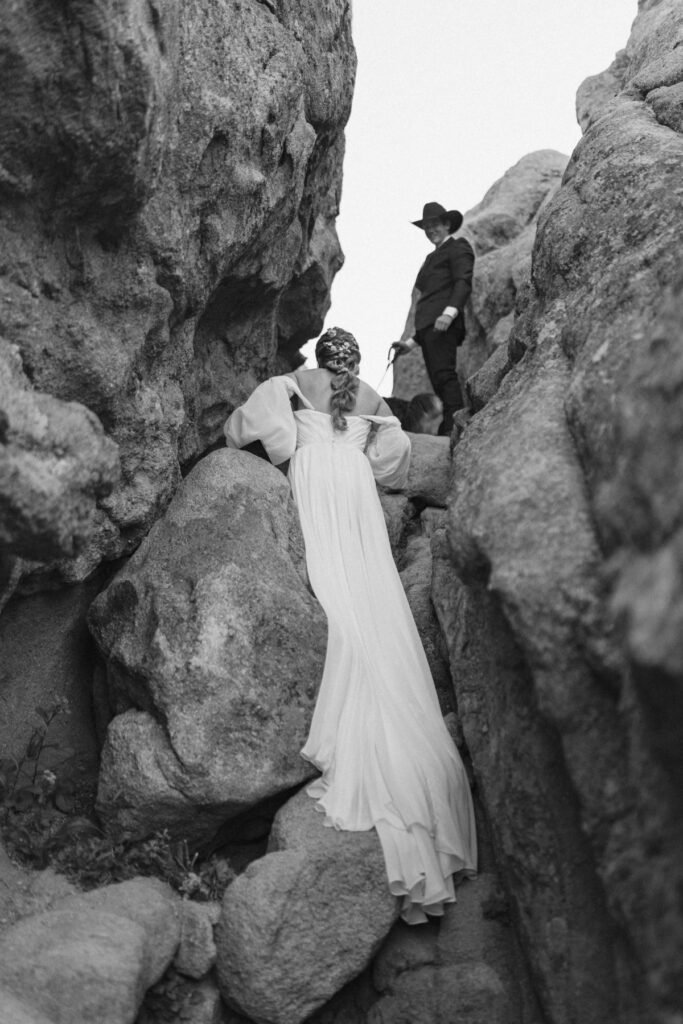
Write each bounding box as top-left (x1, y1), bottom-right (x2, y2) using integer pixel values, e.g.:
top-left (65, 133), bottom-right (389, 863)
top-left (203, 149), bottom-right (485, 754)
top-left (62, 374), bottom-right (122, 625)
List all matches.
top-left (224, 377), bottom-right (298, 465)
top-left (364, 405), bottom-right (411, 488)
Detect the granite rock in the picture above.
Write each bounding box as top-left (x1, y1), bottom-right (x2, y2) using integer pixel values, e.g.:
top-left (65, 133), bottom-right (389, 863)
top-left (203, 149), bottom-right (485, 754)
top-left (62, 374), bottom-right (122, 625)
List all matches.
top-left (51, 878), bottom-right (181, 987)
top-left (432, 3), bottom-right (683, 1022)
top-left (89, 449), bottom-right (326, 844)
top-left (0, 338), bottom-right (119, 567)
top-left (0, 567), bottom-right (111, 772)
top-left (401, 433), bottom-right (452, 508)
top-left (216, 789), bottom-right (399, 1024)
top-left (0, 842), bottom-right (76, 937)
top-left (174, 901), bottom-right (221, 981)
top-left (0, 878), bottom-right (179, 1024)
top-left (0, 0), bottom-right (355, 583)
top-left (399, 531), bottom-right (454, 717)
top-left (368, 874), bottom-right (540, 1024)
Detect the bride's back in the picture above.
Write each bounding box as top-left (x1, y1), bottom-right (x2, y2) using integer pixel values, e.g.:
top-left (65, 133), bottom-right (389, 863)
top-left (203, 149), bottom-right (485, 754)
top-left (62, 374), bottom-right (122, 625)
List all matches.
top-left (291, 368), bottom-right (385, 417)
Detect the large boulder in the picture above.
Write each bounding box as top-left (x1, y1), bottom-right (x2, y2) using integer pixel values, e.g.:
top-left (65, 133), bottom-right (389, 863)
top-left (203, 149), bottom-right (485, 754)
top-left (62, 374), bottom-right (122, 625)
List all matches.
top-left (51, 878), bottom-right (182, 986)
top-left (0, 0), bottom-right (356, 584)
top-left (0, 878), bottom-right (179, 1024)
top-left (392, 150), bottom-right (567, 403)
top-left (432, 3), bottom-right (683, 1022)
top-left (216, 789), bottom-right (400, 1024)
top-left (89, 449), bottom-right (327, 844)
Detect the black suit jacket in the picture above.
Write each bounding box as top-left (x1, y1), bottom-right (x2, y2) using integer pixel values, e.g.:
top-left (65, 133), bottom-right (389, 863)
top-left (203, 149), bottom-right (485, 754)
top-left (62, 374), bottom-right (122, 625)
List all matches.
top-left (414, 236), bottom-right (475, 331)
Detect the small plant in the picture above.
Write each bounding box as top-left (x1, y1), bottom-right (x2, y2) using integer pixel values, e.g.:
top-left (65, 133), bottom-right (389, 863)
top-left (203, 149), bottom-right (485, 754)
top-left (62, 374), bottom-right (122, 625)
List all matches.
top-left (1, 698), bottom-right (235, 902)
top-left (0, 696), bottom-right (82, 867)
top-left (0, 696), bottom-right (76, 815)
top-left (49, 827), bottom-right (235, 901)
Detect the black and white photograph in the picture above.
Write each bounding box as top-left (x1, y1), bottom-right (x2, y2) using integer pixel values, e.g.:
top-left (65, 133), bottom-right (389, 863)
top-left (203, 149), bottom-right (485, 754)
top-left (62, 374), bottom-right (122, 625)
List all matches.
top-left (0, 2), bottom-right (681, 1023)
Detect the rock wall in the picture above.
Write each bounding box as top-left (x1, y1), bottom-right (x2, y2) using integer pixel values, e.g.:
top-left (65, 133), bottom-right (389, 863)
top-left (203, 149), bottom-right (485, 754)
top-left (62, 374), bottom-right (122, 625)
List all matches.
top-left (0, 0), bottom-right (356, 587)
top-left (433, 3), bottom-right (683, 1023)
top-left (392, 149), bottom-right (567, 403)
top-left (0, 0), bottom-right (355, 771)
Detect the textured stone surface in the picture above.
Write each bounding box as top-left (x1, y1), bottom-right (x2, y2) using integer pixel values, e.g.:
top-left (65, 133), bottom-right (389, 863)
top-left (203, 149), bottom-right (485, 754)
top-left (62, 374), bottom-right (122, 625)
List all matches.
top-left (5, 908), bottom-right (151, 1022)
top-left (0, 338), bottom-right (120, 569)
top-left (301, 874), bottom-right (541, 1024)
top-left (90, 449), bottom-right (326, 843)
top-left (174, 901), bottom-right (220, 980)
top-left (51, 878), bottom-right (181, 987)
top-left (432, 500), bottom-right (625, 1024)
top-left (0, 842), bottom-right (76, 936)
top-left (460, 149), bottom-right (567, 379)
top-left (430, 4), bottom-right (683, 1023)
top-left (399, 531), bottom-right (453, 717)
top-left (216, 789), bottom-right (399, 1024)
top-left (392, 150), bottom-right (567, 404)
top-left (0, 910), bottom-right (152, 1024)
top-left (0, 990), bottom-right (56, 1024)
top-left (367, 876), bottom-right (542, 1024)
top-left (401, 433), bottom-right (452, 508)
top-left (0, 568), bottom-right (110, 771)
top-left (465, 339), bottom-right (512, 413)
top-left (377, 491), bottom-right (414, 560)
top-left (0, 0), bottom-right (355, 583)
top-left (0, 878), bottom-right (179, 1024)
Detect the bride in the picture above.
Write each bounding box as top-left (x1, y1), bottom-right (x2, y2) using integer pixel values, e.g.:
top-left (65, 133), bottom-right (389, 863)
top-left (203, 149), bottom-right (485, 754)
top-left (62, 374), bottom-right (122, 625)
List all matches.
top-left (224, 327), bottom-right (477, 924)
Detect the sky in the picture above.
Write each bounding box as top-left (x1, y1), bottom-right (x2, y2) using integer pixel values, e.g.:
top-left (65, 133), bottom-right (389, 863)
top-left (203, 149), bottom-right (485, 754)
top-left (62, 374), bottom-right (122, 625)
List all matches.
top-left (302, 0), bottom-right (637, 391)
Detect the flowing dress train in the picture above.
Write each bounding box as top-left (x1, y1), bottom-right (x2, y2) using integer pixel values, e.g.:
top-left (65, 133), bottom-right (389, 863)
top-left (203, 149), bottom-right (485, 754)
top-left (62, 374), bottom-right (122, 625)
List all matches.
top-left (225, 375), bottom-right (477, 923)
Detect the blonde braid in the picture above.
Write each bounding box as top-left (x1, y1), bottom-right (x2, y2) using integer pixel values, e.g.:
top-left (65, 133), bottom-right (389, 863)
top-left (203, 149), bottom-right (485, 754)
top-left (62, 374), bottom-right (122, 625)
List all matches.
top-left (315, 328), bottom-right (361, 431)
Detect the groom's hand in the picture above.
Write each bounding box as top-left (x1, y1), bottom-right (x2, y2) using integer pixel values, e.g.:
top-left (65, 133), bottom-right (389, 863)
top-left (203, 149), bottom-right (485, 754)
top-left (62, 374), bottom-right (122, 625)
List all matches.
top-left (434, 313), bottom-right (454, 332)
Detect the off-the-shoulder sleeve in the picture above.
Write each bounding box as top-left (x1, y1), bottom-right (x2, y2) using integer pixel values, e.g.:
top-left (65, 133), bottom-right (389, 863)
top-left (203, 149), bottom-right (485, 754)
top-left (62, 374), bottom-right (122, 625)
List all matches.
top-left (363, 416), bottom-right (411, 488)
top-left (224, 376), bottom-right (301, 465)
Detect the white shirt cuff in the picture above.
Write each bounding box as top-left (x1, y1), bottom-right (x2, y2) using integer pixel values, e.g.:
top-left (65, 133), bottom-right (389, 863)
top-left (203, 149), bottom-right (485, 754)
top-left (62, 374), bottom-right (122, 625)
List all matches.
top-left (443, 306), bottom-right (458, 318)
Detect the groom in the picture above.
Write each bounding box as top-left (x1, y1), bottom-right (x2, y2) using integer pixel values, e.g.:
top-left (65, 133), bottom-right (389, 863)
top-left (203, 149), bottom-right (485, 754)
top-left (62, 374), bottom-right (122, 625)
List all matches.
top-left (391, 202), bottom-right (475, 434)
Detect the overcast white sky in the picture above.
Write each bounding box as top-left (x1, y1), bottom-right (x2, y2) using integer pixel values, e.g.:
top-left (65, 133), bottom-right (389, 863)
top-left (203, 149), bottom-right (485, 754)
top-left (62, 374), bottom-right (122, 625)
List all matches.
top-left (303, 0), bottom-right (637, 390)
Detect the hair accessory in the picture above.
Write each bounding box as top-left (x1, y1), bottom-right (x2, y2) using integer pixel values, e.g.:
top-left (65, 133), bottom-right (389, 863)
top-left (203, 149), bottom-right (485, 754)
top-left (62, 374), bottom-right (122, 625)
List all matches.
top-left (315, 327), bottom-right (361, 373)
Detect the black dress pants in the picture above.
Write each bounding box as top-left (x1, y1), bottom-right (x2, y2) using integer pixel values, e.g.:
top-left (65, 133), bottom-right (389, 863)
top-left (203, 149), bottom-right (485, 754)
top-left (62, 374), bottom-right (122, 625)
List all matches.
top-left (415, 323), bottom-right (464, 434)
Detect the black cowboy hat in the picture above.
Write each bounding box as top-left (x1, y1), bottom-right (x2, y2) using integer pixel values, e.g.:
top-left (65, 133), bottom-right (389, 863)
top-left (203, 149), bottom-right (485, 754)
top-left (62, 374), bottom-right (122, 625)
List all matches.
top-left (412, 202), bottom-right (463, 233)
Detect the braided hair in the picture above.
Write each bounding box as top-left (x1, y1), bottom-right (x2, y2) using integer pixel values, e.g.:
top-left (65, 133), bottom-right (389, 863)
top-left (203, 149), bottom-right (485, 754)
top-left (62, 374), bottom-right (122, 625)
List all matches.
top-left (315, 327), bottom-right (361, 431)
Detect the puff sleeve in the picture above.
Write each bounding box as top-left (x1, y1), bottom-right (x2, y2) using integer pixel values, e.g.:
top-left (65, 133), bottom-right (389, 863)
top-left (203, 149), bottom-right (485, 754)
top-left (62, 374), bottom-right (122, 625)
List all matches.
top-left (224, 376), bottom-right (298, 465)
top-left (364, 416), bottom-right (411, 488)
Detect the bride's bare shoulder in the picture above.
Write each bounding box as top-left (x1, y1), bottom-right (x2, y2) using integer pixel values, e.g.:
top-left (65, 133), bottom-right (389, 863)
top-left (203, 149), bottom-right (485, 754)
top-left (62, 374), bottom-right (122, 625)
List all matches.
top-left (291, 367), bottom-right (324, 379)
top-left (289, 367), bottom-right (330, 387)
top-left (355, 379), bottom-right (388, 415)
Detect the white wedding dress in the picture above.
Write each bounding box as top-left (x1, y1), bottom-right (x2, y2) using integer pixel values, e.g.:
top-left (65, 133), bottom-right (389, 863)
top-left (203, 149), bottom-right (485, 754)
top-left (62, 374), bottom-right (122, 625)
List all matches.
top-left (225, 375), bottom-right (477, 923)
